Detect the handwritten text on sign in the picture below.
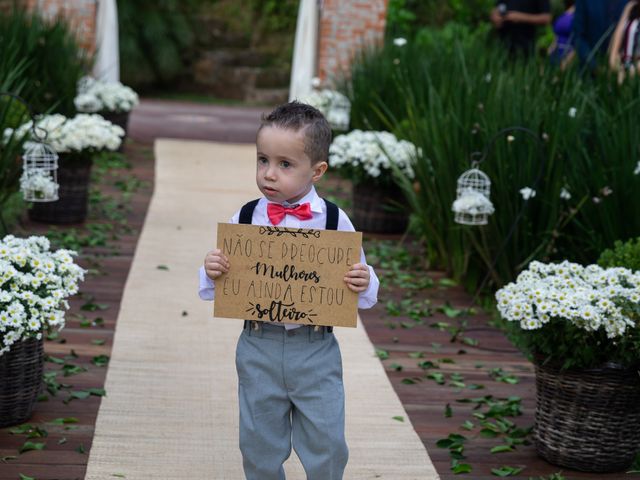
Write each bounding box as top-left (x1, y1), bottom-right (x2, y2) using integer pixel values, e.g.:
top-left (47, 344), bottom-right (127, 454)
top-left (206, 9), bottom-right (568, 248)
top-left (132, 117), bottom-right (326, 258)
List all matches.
top-left (214, 223), bottom-right (362, 327)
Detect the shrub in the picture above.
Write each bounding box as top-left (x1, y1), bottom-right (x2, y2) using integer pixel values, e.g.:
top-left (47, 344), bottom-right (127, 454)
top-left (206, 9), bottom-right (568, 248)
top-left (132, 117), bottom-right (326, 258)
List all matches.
top-left (0, 8), bottom-right (89, 116)
top-left (599, 238), bottom-right (640, 272)
top-left (342, 29), bottom-right (640, 290)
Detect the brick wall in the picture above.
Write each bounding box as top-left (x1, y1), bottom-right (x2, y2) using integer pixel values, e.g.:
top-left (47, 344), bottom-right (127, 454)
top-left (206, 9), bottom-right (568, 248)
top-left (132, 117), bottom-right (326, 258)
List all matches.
top-left (25, 0), bottom-right (97, 54)
top-left (318, 0), bottom-right (388, 85)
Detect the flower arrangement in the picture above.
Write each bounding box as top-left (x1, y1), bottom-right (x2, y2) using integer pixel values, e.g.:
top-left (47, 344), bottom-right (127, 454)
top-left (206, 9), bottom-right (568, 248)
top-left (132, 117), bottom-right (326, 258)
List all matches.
top-left (452, 189), bottom-right (495, 216)
top-left (0, 235), bottom-right (86, 356)
top-left (6, 113), bottom-right (124, 154)
top-left (496, 260), bottom-right (640, 370)
top-left (74, 76), bottom-right (139, 114)
top-left (20, 170), bottom-right (58, 200)
top-left (328, 129), bottom-right (418, 186)
top-left (301, 89), bottom-right (351, 131)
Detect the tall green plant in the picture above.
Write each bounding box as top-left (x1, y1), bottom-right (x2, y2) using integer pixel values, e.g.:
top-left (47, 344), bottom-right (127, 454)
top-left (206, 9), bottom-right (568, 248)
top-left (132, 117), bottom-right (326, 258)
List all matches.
top-left (0, 8), bottom-right (89, 116)
top-left (343, 29), bottom-right (640, 290)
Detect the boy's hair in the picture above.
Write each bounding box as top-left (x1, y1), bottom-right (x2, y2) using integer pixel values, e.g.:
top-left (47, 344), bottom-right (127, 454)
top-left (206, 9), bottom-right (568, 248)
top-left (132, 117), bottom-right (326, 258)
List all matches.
top-left (259, 101), bottom-right (332, 165)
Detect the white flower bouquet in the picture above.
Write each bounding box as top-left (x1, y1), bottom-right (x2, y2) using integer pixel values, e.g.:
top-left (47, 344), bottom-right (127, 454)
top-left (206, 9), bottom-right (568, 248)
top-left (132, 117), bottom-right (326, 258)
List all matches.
top-left (329, 129), bottom-right (418, 186)
top-left (301, 89), bottom-right (351, 131)
top-left (0, 235), bottom-right (86, 356)
top-left (6, 113), bottom-right (124, 154)
top-left (452, 189), bottom-right (495, 216)
top-left (496, 260), bottom-right (640, 369)
top-left (75, 76), bottom-right (139, 113)
top-left (20, 170), bottom-right (58, 201)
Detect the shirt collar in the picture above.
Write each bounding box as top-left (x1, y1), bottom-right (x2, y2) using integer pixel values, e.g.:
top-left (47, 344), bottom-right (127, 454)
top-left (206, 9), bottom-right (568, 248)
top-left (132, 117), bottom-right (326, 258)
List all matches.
top-left (263, 186), bottom-right (323, 213)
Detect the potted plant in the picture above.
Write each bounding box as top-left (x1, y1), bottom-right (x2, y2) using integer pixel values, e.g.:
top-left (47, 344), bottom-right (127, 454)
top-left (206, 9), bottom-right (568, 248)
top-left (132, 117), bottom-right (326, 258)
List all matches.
top-left (495, 259), bottom-right (640, 472)
top-left (328, 129), bottom-right (418, 233)
top-left (0, 234), bottom-right (86, 427)
top-left (7, 113), bottom-right (124, 223)
top-left (74, 76), bottom-right (139, 149)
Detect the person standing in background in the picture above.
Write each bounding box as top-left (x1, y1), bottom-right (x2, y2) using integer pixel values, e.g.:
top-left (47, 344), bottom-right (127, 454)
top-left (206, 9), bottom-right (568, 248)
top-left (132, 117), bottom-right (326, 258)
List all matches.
top-left (609, 0), bottom-right (640, 82)
top-left (490, 0), bottom-right (552, 56)
top-left (548, 0), bottom-right (576, 68)
top-left (572, 0), bottom-right (628, 71)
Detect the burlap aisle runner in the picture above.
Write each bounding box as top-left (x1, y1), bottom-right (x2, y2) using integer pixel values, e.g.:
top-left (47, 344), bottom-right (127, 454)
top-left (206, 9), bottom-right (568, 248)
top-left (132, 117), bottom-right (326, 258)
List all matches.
top-left (85, 139), bottom-right (439, 479)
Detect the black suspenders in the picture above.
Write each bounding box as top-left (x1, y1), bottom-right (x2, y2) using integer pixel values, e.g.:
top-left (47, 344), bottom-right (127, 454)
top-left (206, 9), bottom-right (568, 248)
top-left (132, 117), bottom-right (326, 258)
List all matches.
top-left (238, 198), bottom-right (340, 230)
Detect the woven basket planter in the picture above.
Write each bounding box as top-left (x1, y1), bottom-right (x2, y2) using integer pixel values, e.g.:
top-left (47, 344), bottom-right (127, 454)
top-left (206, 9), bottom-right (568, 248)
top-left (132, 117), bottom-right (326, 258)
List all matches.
top-left (534, 361), bottom-right (640, 472)
top-left (28, 154), bottom-right (92, 224)
top-left (351, 183), bottom-right (408, 234)
top-left (101, 111), bottom-right (129, 152)
top-left (0, 337), bottom-right (44, 428)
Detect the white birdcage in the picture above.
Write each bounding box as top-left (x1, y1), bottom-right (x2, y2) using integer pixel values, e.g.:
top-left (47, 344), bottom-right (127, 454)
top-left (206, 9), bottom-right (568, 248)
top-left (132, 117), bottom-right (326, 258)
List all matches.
top-left (452, 167), bottom-right (494, 226)
top-left (21, 140), bottom-right (59, 202)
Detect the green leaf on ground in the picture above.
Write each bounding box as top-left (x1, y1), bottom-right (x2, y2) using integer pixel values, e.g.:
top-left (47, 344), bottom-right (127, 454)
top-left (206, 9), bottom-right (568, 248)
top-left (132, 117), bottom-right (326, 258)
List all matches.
top-left (92, 355), bottom-right (110, 367)
top-left (463, 337), bottom-right (478, 346)
top-left (451, 460), bottom-right (472, 474)
top-left (392, 416), bottom-right (404, 422)
top-left (76, 444), bottom-right (86, 454)
top-left (91, 339), bottom-right (106, 345)
top-left (49, 417), bottom-right (78, 425)
top-left (491, 466), bottom-right (524, 476)
top-left (401, 377), bottom-right (420, 384)
top-left (19, 475), bottom-right (36, 480)
top-left (388, 363), bottom-right (403, 372)
top-left (461, 420), bottom-right (474, 430)
top-left (58, 437), bottom-right (67, 445)
top-left (437, 302), bottom-right (465, 318)
top-left (19, 441), bottom-right (45, 454)
top-left (417, 360), bottom-right (437, 370)
top-left (408, 351), bottom-right (424, 359)
top-left (445, 404), bottom-right (452, 417)
top-left (427, 372), bottom-right (445, 384)
top-left (491, 445), bottom-right (515, 454)
top-left (375, 348), bottom-right (389, 360)
top-left (156, 265), bottom-right (169, 270)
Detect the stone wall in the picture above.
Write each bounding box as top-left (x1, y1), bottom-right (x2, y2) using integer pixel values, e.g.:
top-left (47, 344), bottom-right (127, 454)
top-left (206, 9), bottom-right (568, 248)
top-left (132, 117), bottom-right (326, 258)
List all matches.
top-left (25, 0), bottom-right (97, 54)
top-left (318, 0), bottom-right (389, 84)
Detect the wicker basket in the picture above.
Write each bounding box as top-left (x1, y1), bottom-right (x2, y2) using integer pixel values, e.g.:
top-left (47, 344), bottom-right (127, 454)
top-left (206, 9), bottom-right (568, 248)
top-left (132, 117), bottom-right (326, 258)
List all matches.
top-left (534, 361), bottom-right (640, 472)
top-left (0, 337), bottom-right (44, 428)
top-left (28, 156), bottom-right (92, 224)
top-left (101, 111), bottom-right (129, 152)
top-left (351, 183), bottom-right (408, 234)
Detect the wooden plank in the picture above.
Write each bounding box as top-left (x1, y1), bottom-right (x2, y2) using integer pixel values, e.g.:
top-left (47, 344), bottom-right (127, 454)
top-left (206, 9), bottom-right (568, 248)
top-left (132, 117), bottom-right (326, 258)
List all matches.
top-left (0, 141), bottom-right (153, 480)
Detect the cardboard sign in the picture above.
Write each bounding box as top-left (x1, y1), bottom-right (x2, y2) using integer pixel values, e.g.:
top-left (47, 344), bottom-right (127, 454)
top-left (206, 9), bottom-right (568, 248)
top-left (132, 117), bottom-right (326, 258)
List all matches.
top-left (214, 223), bottom-right (362, 327)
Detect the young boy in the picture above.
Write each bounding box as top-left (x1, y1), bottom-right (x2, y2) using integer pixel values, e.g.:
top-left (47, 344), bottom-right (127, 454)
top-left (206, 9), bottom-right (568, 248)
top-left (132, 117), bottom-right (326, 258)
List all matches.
top-left (199, 101), bottom-right (379, 480)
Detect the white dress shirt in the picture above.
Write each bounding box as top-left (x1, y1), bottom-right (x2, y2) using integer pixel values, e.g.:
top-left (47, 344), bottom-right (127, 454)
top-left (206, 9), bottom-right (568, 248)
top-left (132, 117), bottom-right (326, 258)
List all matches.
top-left (198, 186), bottom-right (379, 328)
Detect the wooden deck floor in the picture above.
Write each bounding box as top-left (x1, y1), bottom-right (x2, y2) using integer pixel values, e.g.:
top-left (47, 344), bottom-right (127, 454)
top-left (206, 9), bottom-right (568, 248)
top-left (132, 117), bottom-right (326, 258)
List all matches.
top-left (0, 101), bottom-right (633, 479)
top-left (0, 140), bottom-right (154, 480)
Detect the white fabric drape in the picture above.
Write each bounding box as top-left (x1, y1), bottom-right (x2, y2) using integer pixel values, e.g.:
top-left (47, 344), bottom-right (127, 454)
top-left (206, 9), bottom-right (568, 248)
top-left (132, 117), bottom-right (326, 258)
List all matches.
top-left (288, 0), bottom-right (319, 101)
top-left (93, 0), bottom-right (120, 82)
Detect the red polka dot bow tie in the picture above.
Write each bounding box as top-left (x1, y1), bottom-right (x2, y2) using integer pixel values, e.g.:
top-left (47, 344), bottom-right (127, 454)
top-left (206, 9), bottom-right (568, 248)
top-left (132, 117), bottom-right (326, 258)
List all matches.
top-left (267, 202), bottom-right (312, 225)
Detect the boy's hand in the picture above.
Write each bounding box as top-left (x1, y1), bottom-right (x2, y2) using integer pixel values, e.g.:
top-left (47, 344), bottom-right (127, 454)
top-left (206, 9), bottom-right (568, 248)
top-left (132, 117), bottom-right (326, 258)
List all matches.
top-left (204, 249), bottom-right (230, 281)
top-left (344, 263), bottom-right (370, 293)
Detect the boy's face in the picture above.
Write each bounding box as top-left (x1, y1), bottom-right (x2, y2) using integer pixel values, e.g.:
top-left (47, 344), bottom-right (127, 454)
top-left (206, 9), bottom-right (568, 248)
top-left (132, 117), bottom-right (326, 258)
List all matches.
top-left (256, 126), bottom-right (327, 204)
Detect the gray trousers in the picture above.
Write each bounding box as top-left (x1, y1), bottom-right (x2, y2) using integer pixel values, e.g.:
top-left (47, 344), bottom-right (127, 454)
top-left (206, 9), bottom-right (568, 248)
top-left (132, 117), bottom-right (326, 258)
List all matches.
top-left (236, 322), bottom-right (348, 480)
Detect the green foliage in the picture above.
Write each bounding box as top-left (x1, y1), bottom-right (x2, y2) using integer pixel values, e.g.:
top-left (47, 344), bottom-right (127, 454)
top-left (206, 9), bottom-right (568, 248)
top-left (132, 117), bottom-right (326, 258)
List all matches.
top-left (501, 314), bottom-right (640, 370)
top-left (598, 237), bottom-right (640, 271)
top-left (386, 0), bottom-right (494, 37)
top-left (118, 0), bottom-right (199, 88)
top-left (118, 0), bottom-right (298, 89)
top-left (0, 8), bottom-right (89, 116)
top-left (343, 28), bottom-right (640, 291)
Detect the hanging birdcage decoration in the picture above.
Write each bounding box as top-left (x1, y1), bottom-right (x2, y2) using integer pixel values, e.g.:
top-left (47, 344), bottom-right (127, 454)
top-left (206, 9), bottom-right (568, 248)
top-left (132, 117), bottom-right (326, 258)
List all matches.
top-left (21, 135), bottom-right (59, 203)
top-left (452, 167), bottom-right (495, 226)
